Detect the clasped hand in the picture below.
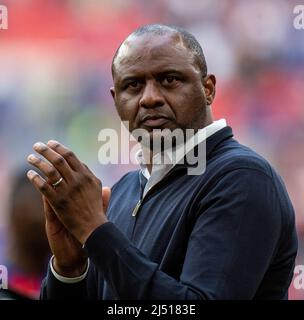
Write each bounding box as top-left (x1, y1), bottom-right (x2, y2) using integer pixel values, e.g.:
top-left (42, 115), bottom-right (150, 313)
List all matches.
top-left (27, 140), bottom-right (109, 244)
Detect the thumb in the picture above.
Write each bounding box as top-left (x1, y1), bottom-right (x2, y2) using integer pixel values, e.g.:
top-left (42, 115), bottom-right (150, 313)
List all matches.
top-left (102, 187), bottom-right (111, 213)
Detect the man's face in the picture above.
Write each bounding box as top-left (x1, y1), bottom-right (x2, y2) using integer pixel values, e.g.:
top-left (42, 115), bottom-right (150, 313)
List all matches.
top-left (111, 33), bottom-right (215, 144)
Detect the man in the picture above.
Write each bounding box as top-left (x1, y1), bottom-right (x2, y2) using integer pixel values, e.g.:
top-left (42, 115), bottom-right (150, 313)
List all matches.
top-left (27, 24), bottom-right (297, 299)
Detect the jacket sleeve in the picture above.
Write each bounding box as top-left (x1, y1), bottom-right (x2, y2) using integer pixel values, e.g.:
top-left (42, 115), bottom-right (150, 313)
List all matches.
top-left (40, 262), bottom-right (100, 300)
top-left (84, 168), bottom-right (291, 299)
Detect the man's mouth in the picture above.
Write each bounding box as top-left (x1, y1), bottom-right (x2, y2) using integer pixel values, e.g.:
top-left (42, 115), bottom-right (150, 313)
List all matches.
top-left (140, 115), bottom-right (171, 128)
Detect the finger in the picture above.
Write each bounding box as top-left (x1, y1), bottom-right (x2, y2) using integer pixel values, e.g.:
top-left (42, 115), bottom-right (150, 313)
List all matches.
top-left (82, 162), bottom-right (99, 180)
top-left (27, 154), bottom-right (66, 186)
top-left (43, 196), bottom-right (57, 222)
top-left (47, 140), bottom-right (84, 172)
top-left (33, 142), bottom-right (74, 180)
top-left (27, 169), bottom-right (55, 197)
top-left (102, 187), bottom-right (111, 213)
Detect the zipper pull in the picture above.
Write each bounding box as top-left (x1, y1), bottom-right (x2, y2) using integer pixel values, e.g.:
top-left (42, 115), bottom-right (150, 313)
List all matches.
top-left (132, 200), bottom-right (142, 217)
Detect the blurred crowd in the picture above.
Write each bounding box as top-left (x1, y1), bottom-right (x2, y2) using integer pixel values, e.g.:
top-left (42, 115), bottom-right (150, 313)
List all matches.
top-left (0, 0), bottom-right (303, 299)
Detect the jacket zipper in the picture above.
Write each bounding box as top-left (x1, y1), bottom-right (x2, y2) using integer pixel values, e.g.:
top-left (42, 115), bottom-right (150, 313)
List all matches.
top-left (132, 199), bottom-right (142, 217)
top-left (131, 166), bottom-right (185, 217)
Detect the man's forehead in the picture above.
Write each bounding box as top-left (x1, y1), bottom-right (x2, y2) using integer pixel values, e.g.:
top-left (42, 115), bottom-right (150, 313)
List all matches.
top-left (114, 33), bottom-right (191, 71)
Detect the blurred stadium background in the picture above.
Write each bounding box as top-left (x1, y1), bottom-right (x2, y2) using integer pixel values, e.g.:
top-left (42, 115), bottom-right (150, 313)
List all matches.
top-left (0, 0), bottom-right (303, 299)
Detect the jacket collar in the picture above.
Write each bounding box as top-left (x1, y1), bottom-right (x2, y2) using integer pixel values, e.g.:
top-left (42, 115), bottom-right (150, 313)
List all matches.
top-left (176, 126), bottom-right (234, 169)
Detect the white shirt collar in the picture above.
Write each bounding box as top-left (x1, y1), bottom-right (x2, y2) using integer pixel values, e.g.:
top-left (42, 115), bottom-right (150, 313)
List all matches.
top-left (136, 119), bottom-right (227, 181)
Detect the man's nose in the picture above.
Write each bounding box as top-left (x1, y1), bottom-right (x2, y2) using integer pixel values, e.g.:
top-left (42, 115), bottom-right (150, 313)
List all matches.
top-left (139, 81), bottom-right (165, 109)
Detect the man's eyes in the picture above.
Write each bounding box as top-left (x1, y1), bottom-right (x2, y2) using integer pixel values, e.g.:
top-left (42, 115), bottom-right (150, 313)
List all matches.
top-left (123, 75), bottom-right (181, 90)
top-left (123, 80), bottom-right (144, 91)
top-left (125, 80), bottom-right (140, 89)
top-left (160, 75), bottom-right (180, 86)
top-left (163, 76), bottom-right (175, 83)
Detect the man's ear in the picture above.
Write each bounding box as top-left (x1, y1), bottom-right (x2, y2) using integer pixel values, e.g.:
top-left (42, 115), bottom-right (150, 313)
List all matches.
top-left (110, 87), bottom-right (115, 100)
top-left (203, 74), bottom-right (216, 106)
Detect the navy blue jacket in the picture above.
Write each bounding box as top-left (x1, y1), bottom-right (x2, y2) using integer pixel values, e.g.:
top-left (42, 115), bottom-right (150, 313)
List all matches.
top-left (41, 127), bottom-right (298, 299)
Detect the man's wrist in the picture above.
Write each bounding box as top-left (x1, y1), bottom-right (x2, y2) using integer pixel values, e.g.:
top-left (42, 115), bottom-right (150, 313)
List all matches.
top-left (79, 219), bottom-right (109, 245)
top-left (50, 256), bottom-right (89, 283)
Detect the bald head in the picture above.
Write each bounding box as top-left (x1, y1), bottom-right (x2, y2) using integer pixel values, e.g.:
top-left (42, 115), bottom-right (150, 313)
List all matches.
top-left (111, 24), bottom-right (207, 78)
